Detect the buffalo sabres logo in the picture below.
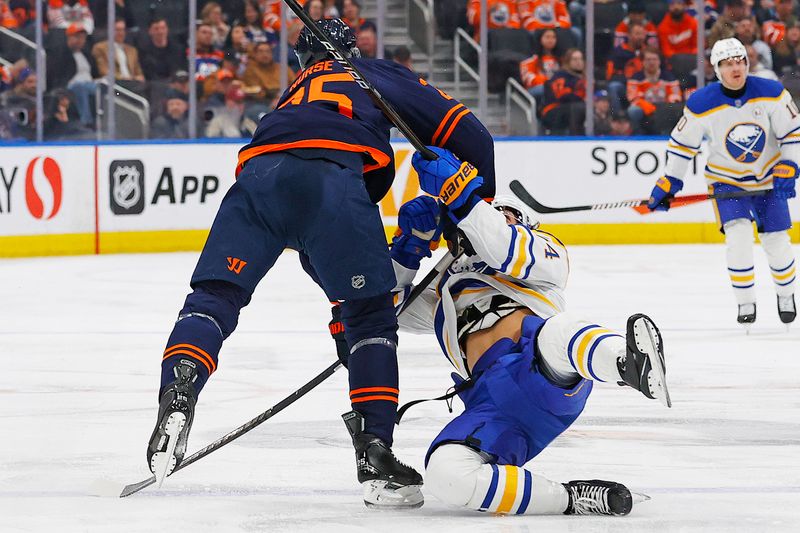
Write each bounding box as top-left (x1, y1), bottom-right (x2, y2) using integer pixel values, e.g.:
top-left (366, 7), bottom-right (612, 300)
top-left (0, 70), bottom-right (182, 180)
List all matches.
top-left (725, 123), bottom-right (766, 163)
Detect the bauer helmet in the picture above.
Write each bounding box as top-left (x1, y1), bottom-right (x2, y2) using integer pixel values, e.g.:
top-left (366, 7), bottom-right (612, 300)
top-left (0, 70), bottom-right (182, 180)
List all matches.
top-left (492, 194), bottom-right (539, 229)
top-left (710, 37), bottom-right (748, 81)
top-left (294, 18), bottom-right (360, 70)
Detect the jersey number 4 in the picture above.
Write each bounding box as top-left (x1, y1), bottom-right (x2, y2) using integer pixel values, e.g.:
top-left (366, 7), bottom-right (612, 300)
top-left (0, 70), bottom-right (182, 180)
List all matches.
top-left (280, 73), bottom-right (354, 118)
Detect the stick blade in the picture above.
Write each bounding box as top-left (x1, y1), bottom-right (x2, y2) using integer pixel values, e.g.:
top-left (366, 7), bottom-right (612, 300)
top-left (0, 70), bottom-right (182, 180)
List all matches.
top-left (119, 475), bottom-right (157, 498)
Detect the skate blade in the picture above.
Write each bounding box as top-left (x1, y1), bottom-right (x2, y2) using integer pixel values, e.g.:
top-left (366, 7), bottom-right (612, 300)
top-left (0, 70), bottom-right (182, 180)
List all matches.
top-left (362, 480), bottom-right (424, 509)
top-left (634, 317), bottom-right (672, 408)
top-left (151, 412), bottom-right (186, 487)
top-left (631, 491), bottom-right (651, 505)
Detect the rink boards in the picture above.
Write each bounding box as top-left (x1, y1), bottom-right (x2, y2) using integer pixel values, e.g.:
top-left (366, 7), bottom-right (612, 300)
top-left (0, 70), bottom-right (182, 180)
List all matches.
top-left (1, 138), bottom-right (799, 257)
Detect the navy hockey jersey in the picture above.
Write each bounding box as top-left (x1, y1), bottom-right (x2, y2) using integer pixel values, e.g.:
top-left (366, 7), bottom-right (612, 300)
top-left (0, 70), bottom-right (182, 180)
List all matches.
top-left (237, 58), bottom-right (496, 202)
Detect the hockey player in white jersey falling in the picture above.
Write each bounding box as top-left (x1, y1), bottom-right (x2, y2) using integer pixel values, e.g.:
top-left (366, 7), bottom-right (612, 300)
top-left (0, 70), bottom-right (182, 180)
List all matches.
top-left (385, 145), bottom-right (671, 516)
top-left (647, 37), bottom-right (797, 326)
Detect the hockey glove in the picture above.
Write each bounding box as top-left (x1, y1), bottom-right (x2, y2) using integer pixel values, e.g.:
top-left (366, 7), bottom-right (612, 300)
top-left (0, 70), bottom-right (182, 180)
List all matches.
top-left (412, 146), bottom-right (484, 220)
top-left (391, 195), bottom-right (442, 270)
top-left (647, 176), bottom-right (683, 211)
top-left (329, 303), bottom-right (349, 368)
top-left (771, 160), bottom-right (798, 200)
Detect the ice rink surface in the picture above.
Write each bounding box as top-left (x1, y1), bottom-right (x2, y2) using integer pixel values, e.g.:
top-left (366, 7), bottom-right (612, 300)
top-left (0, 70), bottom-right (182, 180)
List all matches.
top-left (1, 244), bottom-right (799, 532)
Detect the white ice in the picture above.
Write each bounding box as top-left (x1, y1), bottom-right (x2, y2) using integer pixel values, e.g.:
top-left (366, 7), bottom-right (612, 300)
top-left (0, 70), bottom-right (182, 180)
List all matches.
top-left (1, 245), bottom-right (799, 532)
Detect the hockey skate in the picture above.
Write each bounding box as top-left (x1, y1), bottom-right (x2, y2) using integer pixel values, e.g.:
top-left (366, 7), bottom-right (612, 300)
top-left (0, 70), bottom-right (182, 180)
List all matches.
top-left (737, 303), bottom-right (757, 331)
top-left (563, 480), bottom-right (634, 516)
top-left (147, 361), bottom-right (198, 486)
top-left (777, 295), bottom-right (796, 325)
top-left (342, 411), bottom-right (424, 509)
top-left (619, 314), bottom-right (671, 408)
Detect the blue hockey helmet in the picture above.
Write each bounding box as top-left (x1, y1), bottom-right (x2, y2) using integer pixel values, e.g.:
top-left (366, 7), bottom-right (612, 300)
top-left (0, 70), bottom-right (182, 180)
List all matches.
top-left (294, 18), bottom-right (360, 70)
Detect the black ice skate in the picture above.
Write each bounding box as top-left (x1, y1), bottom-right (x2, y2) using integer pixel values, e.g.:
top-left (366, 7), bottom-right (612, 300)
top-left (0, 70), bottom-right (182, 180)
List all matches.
top-left (563, 480), bottom-right (634, 516)
top-left (737, 303), bottom-right (757, 327)
top-left (147, 361), bottom-right (198, 486)
top-left (618, 313), bottom-right (671, 408)
top-left (342, 410), bottom-right (423, 509)
top-left (777, 295), bottom-right (796, 325)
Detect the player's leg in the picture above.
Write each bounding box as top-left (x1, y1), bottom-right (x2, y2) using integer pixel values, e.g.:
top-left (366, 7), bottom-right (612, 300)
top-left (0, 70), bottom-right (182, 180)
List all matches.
top-left (147, 154), bottom-right (289, 477)
top-left (535, 311), bottom-right (670, 406)
top-left (754, 191), bottom-right (796, 324)
top-left (426, 444), bottom-right (633, 516)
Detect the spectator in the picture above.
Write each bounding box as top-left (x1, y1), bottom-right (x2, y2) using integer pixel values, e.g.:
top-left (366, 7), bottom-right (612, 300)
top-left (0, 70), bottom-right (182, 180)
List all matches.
top-left (772, 21), bottom-right (800, 74)
top-left (658, 0), bottom-right (699, 59)
top-left (392, 45), bottom-right (413, 71)
top-left (138, 16), bottom-right (187, 82)
top-left (242, 0), bottom-right (269, 45)
top-left (304, 0), bottom-right (324, 21)
top-left (754, 0), bottom-right (777, 25)
top-left (203, 68), bottom-right (237, 107)
top-left (47, 0), bottom-right (94, 35)
top-left (151, 89), bottom-right (189, 139)
top-left (688, 0), bottom-right (720, 31)
top-left (735, 16), bottom-right (773, 70)
top-left (194, 22), bottom-right (225, 81)
top-left (593, 89), bottom-right (613, 136)
top-left (226, 24), bottom-right (253, 76)
top-left (7, 0), bottom-right (34, 30)
top-left (0, 63), bottom-right (11, 92)
top-left (614, 0), bottom-right (657, 48)
top-left (762, 0), bottom-right (798, 46)
top-left (520, 28), bottom-right (560, 99)
top-left (746, 43), bottom-right (779, 79)
top-left (44, 89), bottom-right (92, 140)
top-left (519, 0), bottom-right (571, 33)
top-left (205, 86), bottom-right (246, 137)
top-left (263, 0), bottom-right (305, 33)
top-left (88, 0), bottom-right (135, 30)
top-left (323, 0), bottom-right (339, 18)
top-left (541, 48), bottom-right (586, 135)
top-left (92, 19), bottom-right (145, 82)
top-left (606, 21), bottom-right (648, 112)
top-left (625, 48), bottom-right (682, 134)
top-left (169, 69), bottom-right (190, 98)
top-left (610, 112), bottom-right (633, 136)
top-left (1, 0), bottom-right (17, 28)
top-left (342, 0), bottom-right (366, 31)
top-left (201, 1), bottom-right (231, 50)
top-left (357, 20), bottom-right (378, 58)
top-left (47, 24), bottom-right (98, 126)
top-left (242, 41), bottom-right (295, 100)
top-left (466, 0), bottom-right (521, 40)
top-left (0, 65), bottom-right (36, 139)
top-left (709, 0), bottom-right (748, 46)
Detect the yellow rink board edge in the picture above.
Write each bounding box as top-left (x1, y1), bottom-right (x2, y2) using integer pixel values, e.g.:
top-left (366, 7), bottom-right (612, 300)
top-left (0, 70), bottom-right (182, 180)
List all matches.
top-left (2, 223), bottom-right (799, 258)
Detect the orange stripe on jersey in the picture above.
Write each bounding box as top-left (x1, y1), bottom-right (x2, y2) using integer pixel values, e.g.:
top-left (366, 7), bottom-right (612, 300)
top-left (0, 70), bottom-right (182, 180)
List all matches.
top-left (432, 104), bottom-right (465, 146)
top-left (351, 395), bottom-right (399, 404)
top-left (236, 139), bottom-right (392, 176)
top-left (164, 343), bottom-right (217, 373)
top-left (350, 386), bottom-right (399, 397)
top-left (437, 108), bottom-right (471, 147)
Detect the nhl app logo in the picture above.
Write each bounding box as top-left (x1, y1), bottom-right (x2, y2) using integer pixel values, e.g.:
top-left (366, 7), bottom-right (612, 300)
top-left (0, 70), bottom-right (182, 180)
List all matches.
top-left (351, 275), bottom-right (366, 289)
top-left (110, 160), bottom-right (145, 215)
top-left (725, 123), bottom-right (765, 163)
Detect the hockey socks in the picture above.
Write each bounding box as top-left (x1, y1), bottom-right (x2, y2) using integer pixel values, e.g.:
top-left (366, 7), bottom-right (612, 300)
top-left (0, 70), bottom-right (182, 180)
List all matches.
top-left (160, 313), bottom-right (223, 396)
top-left (724, 219), bottom-right (756, 305)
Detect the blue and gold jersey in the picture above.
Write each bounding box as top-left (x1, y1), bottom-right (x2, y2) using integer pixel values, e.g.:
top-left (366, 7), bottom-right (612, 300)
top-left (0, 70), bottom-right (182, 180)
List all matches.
top-left (237, 58), bottom-right (496, 203)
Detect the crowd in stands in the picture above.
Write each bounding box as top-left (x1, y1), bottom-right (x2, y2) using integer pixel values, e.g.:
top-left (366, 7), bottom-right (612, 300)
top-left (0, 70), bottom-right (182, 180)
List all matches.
top-left (4, 1), bottom-right (800, 140)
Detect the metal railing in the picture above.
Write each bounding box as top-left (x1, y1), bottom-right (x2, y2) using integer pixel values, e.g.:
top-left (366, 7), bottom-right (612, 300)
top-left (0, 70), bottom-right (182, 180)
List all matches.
top-left (505, 78), bottom-right (538, 136)
top-left (95, 80), bottom-right (150, 139)
top-left (454, 28), bottom-right (480, 93)
top-left (408, 0), bottom-right (434, 81)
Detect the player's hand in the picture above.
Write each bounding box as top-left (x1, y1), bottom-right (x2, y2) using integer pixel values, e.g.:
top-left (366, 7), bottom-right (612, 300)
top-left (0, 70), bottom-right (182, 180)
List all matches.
top-left (412, 146), bottom-right (484, 210)
top-left (328, 304), bottom-right (349, 369)
top-left (647, 176), bottom-right (683, 211)
top-left (771, 160), bottom-right (798, 200)
top-left (398, 195), bottom-right (440, 241)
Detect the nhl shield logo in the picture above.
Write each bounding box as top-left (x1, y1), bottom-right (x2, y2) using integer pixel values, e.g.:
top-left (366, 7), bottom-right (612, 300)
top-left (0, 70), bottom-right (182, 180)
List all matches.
top-left (725, 123), bottom-right (765, 163)
top-left (351, 275), bottom-right (366, 289)
top-left (109, 160), bottom-right (145, 215)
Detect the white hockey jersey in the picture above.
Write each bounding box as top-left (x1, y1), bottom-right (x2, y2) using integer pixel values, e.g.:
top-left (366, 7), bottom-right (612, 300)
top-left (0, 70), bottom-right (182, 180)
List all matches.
top-left (394, 200), bottom-right (570, 378)
top-left (665, 76), bottom-right (800, 190)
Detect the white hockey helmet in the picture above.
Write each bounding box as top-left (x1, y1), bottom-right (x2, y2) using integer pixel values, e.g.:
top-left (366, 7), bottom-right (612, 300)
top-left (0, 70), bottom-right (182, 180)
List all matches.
top-left (710, 37), bottom-right (749, 80)
top-left (491, 194), bottom-right (539, 229)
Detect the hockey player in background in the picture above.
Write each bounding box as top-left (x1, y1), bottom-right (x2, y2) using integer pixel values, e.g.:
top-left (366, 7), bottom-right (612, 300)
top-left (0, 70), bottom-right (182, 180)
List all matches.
top-left (648, 37), bottom-right (797, 327)
top-left (145, 18), bottom-right (495, 508)
top-left (385, 146), bottom-right (670, 515)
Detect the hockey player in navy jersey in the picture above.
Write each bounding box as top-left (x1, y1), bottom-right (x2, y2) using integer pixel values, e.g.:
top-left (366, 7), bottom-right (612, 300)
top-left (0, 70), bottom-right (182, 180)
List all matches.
top-left (648, 37), bottom-right (797, 327)
top-left (385, 146), bottom-right (671, 515)
top-left (146, 18), bottom-right (495, 508)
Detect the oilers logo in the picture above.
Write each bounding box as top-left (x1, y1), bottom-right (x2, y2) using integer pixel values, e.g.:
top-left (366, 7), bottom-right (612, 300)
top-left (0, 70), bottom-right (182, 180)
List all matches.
top-left (490, 4), bottom-right (511, 25)
top-left (725, 123), bottom-right (766, 163)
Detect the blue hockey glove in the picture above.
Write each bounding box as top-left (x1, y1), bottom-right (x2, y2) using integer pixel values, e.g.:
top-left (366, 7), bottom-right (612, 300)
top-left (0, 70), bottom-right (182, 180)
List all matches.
top-left (771, 160), bottom-right (798, 200)
top-left (391, 195), bottom-right (442, 270)
top-left (647, 176), bottom-right (684, 211)
top-left (412, 146), bottom-right (484, 216)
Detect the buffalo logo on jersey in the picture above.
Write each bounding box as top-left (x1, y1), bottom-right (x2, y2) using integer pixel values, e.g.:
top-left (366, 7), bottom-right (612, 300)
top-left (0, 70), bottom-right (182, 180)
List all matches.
top-left (439, 162), bottom-right (478, 206)
top-left (725, 123), bottom-right (766, 163)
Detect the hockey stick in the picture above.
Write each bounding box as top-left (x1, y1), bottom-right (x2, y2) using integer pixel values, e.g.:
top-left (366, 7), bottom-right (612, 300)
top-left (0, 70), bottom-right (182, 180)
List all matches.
top-left (509, 179), bottom-right (767, 215)
top-left (281, 0), bottom-right (436, 160)
top-left (119, 252), bottom-right (459, 498)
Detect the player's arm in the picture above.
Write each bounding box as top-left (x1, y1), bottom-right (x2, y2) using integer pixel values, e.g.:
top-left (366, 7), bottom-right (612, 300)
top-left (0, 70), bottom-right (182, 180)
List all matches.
top-left (648, 105), bottom-right (704, 210)
top-left (769, 89), bottom-right (800, 199)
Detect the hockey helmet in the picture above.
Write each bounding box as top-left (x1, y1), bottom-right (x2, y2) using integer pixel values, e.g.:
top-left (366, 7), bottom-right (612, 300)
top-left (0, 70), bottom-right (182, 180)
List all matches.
top-left (294, 18), bottom-right (360, 70)
top-left (491, 194), bottom-right (539, 229)
top-left (710, 37), bottom-right (748, 80)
